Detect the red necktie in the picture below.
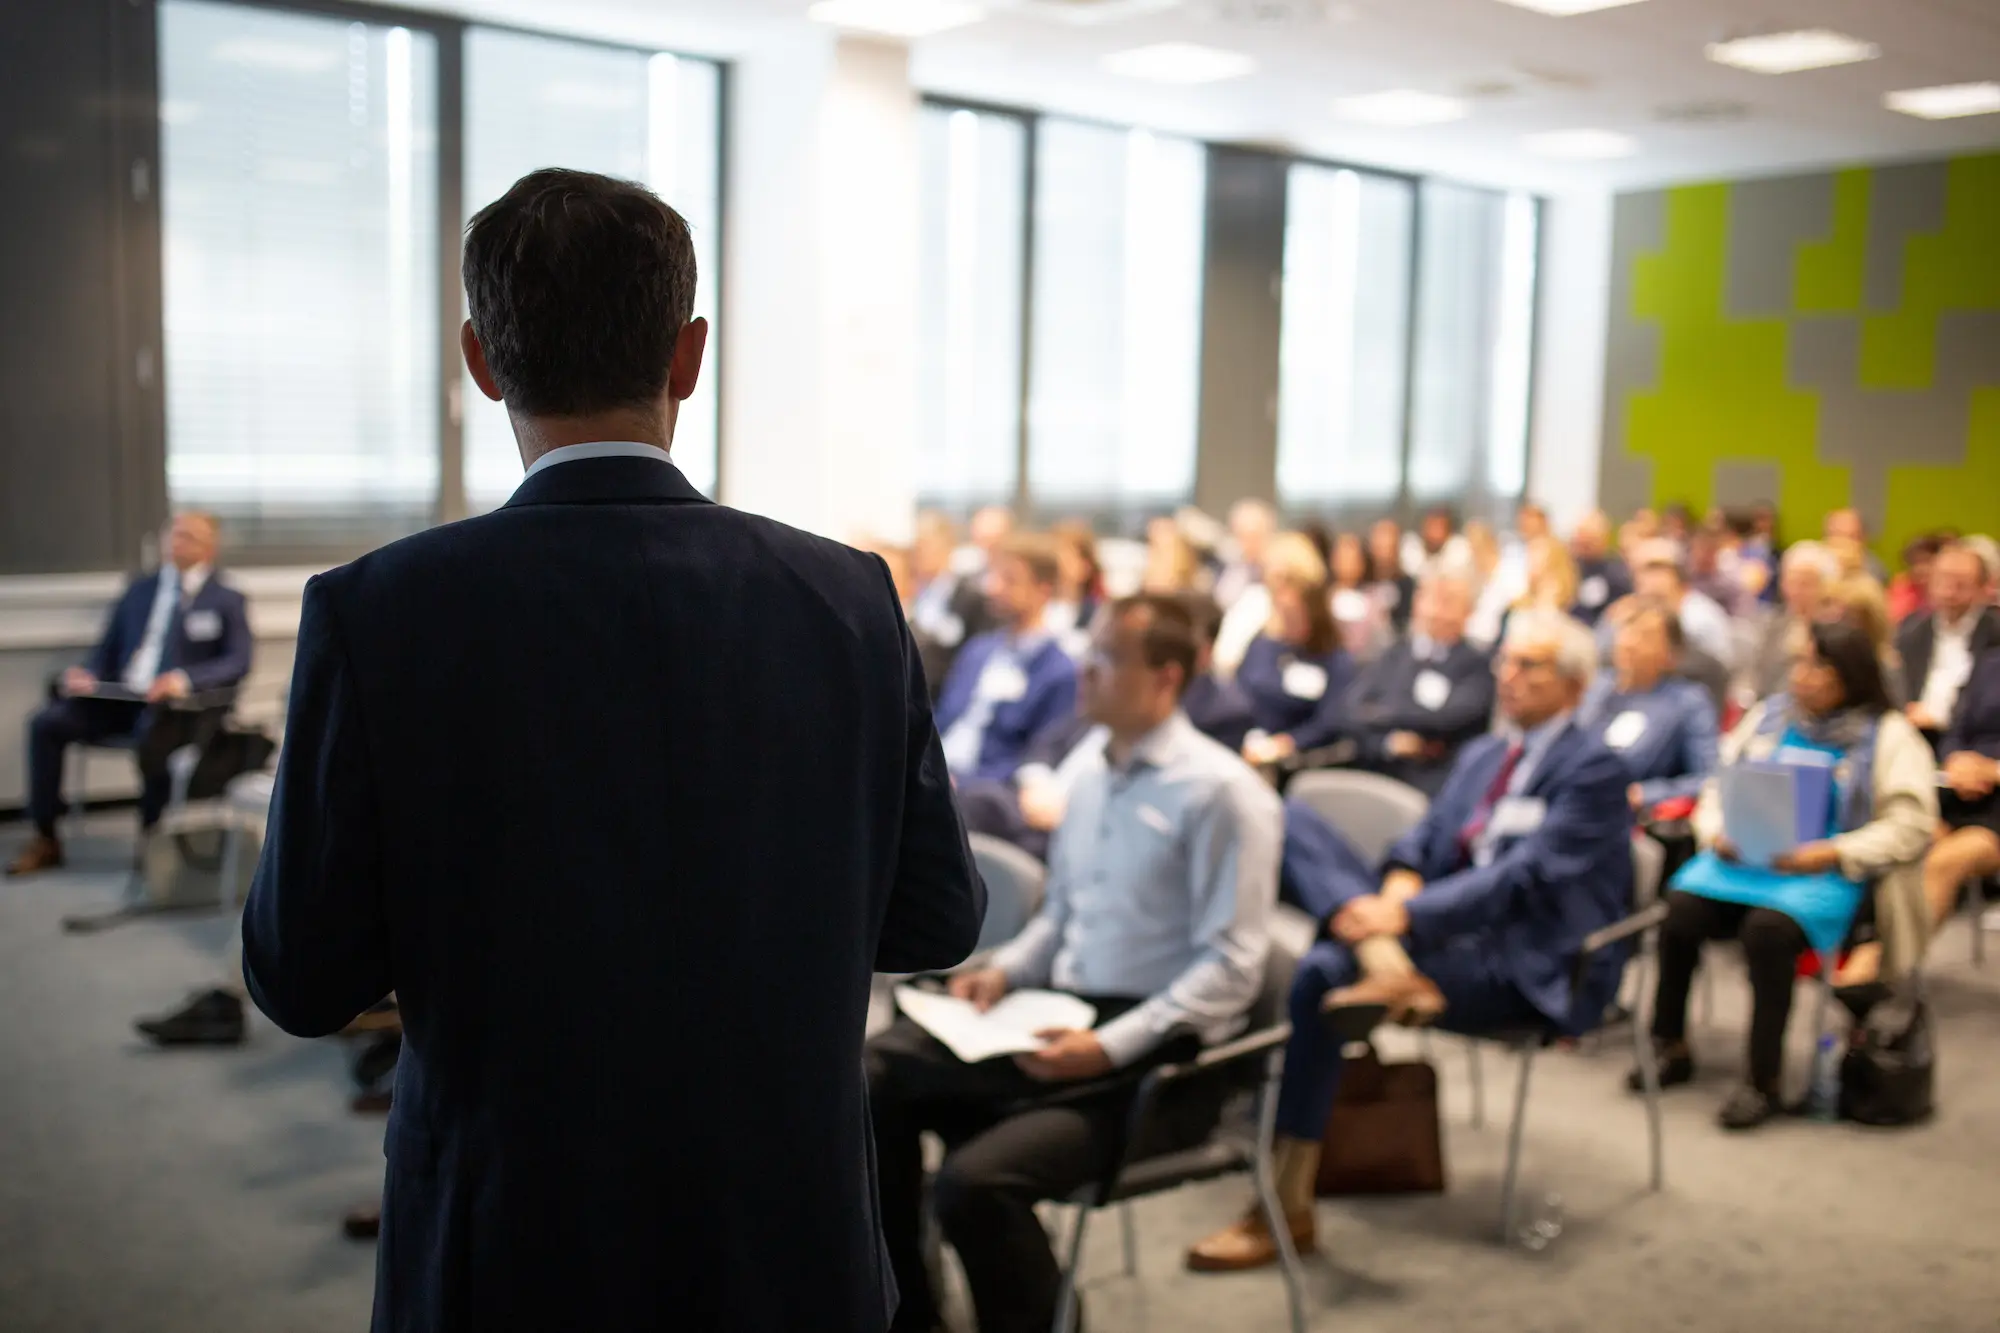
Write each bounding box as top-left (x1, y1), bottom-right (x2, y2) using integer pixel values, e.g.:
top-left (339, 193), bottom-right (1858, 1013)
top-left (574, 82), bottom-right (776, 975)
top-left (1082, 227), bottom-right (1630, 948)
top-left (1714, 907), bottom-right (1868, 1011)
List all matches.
top-left (1458, 741), bottom-right (1526, 863)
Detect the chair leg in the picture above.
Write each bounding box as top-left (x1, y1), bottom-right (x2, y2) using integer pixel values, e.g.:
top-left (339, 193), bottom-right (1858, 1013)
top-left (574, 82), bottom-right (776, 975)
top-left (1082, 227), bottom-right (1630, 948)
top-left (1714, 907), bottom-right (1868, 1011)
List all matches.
top-left (1251, 1051), bottom-right (1308, 1333)
top-left (1631, 943), bottom-right (1664, 1193)
top-left (1117, 1201), bottom-right (1138, 1278)
top-left (1497, 1042), bottom-right (1537, 1244)
top-left (1467, 1038), bottom-right (1486, 1129)
top-left (1051, 1205), bottom-right (1091, 1333)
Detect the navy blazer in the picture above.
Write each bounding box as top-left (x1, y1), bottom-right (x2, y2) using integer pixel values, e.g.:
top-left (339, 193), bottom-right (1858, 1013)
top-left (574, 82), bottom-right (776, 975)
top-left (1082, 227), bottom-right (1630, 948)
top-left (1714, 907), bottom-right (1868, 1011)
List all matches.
top-left (240, 455), bottom-right (985, 1333)
top-left (1943, 646), bottom-right (2000, 761)
top-left (1343, 636), bottom-right (1495, 796)
top-left (1570, 557), bottom-right (1633, 628)
top-left (85, 570), bottom-right (253, 693)
top-left (933, 630), bottom-right (1079, 784)
top-left (1384, 723), bottom-right (1634, 1031)
top-left (1236, 634), bottom-right (1356, 752)
top-left (1580, 673), bottom-right (1719, 807)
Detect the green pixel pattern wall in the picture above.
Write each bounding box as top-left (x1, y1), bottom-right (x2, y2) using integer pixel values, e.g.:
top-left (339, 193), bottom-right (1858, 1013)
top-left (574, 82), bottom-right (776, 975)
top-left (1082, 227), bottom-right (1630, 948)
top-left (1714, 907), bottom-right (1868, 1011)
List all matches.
top-left (1601, 153), bottom-right (2000, 563)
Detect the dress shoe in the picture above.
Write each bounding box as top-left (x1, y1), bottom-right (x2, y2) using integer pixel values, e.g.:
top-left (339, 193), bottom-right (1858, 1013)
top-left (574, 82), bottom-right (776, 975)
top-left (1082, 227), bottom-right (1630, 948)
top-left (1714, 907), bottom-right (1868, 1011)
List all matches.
top-left (1184, 1205), bottom-right (1316, 1273)
top-left (351, 1089), bottom-right (393, 1114)
top-left (6, 834), bottom-right (63, 877)
top-left (341, 997), bottom-right (402, 1037)
top-left (1321, 972), bottom-right (1445, 1039)
top-left (135, 989), bottom-right (245, 1047)
top-left (1717, 1084), bottom-right (1780, 1131)
top-left (342, 1204), bottom-right (381, 1241)
top-left (1625, 1043), bottom-right (1695, 1093)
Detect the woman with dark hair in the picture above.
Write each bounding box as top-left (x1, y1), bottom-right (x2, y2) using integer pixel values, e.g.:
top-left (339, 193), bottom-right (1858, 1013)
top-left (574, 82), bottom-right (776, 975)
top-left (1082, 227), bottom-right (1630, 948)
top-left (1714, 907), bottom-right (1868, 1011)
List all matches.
top-left (1631, 620), bottom-right (1938, 1130)
top-left (1046, 519), bottom-right (1104, 650)
top-left (1328, 531), bottom-right (1390, 661)
top-left (1238, 533), bottom-right (1356, 767)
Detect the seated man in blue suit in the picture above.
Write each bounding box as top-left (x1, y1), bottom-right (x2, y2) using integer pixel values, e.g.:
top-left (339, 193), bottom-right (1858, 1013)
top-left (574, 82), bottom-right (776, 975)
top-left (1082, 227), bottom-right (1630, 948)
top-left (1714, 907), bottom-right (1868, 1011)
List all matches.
top-left (935, 534), bottom-right (1080, 785)
top-left (1187, 609), bottom-right (1633, 1271)
top-left (8, 511), bottom-right (252, 876)
top-left (1344, 573), bottom-right (1496, 796)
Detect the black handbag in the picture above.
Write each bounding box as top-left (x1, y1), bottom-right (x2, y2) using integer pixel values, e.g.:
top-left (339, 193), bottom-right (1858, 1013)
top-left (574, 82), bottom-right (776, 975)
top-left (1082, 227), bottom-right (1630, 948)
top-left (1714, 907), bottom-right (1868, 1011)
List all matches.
top-left (185, 723), bottom-right (276, 802)
top-left (1839, 980), bottom-right (1936, 1127)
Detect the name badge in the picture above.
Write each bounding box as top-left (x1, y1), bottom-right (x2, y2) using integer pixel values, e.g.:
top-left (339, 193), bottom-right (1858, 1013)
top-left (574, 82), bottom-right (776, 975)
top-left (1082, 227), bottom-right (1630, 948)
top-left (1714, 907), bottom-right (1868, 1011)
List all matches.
top-left (1281, 660), bottom-right (1328, 701)
top-left (932, 613), bottom-right (965, 649)
top-left (1331, 589), bottom-right (1372, 622)
top-left (1602, 709), bottom-right (1649, 751)
top-left (1489, 796), bottom-right (1548, 839)
top-left (1413, 669), bottom-right (1452, 712)
top-left (1578, 575), bottom-right (1609, 609)
top-left (183, 609), bottom-right (223, 643)
top-left (1136, 804), bottom-right (1175, 836)
top-left (980, 661), bottom-right (1029, 704)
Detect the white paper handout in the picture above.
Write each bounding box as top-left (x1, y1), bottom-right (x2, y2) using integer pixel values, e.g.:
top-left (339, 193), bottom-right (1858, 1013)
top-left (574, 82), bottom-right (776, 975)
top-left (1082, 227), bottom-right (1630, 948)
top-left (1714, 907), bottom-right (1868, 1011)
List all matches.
top-left (893, 987), bottom-right (1099, 1064)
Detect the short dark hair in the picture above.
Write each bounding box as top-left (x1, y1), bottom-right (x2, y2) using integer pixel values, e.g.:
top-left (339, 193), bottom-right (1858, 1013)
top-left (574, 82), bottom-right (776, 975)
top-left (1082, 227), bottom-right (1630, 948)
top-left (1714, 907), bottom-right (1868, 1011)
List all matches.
top-left (1805, 620), bottom-right (1894, 716)
top-left (1179, 592), bottom-right (1225, 648)
top-left (463, 169), bottom-right (697, 418)
top-left (1623, 596), bottom-right (1684, 654)
top-left (1109, 595), bottom-right (1198, 699)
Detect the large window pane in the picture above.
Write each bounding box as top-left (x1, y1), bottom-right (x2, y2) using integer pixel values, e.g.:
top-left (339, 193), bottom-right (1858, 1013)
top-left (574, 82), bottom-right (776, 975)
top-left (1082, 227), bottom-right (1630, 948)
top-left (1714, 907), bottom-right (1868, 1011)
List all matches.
top-left (916, 105), bottom-right (1026, 513)
top-left (1027, 120), bottom-right (1205, 516)
top-left (1407, 182), bottom-right (1539, 518)
top-left (463, 32), bottom-right (721, 509)
top-left (1276, 164), bottom-right (1413, 512)
top-left (161, 0), bottom-right (439, 549)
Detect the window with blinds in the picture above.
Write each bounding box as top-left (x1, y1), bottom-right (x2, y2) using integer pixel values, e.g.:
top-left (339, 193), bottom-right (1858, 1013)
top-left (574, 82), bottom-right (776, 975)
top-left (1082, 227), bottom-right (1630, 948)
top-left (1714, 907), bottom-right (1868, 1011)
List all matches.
top-left (1026, 119), bottom-right (1205, 516)
top-left (915, 104), bottom-right (1027, 515)
top-left (159, 0), bottom-right (440, 549)
top-left (1276, 164), bottom-right (1414, 512)
top-left (461, 31), bottom-right (722, 510)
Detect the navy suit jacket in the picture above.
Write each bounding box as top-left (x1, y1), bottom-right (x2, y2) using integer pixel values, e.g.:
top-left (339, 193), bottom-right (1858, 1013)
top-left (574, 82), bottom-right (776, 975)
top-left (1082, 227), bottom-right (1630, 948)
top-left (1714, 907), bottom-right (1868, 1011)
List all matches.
top-left (1384, 723), bottom-right (1634, 1031)
top-left (1236, 634), bottom-right (1356, 752)
top-left (85, 570), bottom-right (253, 693)
top-left (1343, 637), bottom-right (1495, 795)
top-left (933, 630), bottom-right (1079, 783)
top-left (240, 456), bottom-right (985, 1333)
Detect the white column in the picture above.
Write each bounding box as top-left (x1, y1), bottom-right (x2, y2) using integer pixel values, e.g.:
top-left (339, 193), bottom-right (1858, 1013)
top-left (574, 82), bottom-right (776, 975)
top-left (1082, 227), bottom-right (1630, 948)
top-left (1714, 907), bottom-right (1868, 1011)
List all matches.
top-left (1527, 190), bottom-right (1614, 533)
top-left (721, 30), bottom-right (920, 546)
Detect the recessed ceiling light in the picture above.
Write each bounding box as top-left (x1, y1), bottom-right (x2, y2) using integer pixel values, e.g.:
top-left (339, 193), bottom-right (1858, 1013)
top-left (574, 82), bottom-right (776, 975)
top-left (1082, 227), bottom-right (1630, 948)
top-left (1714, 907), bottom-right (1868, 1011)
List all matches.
top-left (1333, 89), bottom-right (1469, 127)
top-left (1100, 42), bottom-right (1257, 84)
top-left (1705, 29), bottom-right (1879, 75)
top-left (806, 0), bottom-right (985, 39)
top-left (1885, 81), bottom-right (2000, 120)
top-left (1493, 0), bottom-right (1649, 15)
top-left (1525, 128), bottom-right (1637, 158)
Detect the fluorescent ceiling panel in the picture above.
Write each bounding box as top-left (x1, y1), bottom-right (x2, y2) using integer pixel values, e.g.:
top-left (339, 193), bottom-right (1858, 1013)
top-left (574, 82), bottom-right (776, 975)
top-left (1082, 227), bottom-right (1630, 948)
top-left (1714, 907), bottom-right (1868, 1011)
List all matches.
top-left (1524, 128), bottom-right (1637, 158)
top-left (1705, 29), bottom-right (1879, 75)
top-left (1333, 89), bottom-right (1469, 127)
top-left (1492, 0), bottom-right (1649, 15)
top-left (1885, 81), bottom-right (2000, 120)
top-left (1100, 42), bottom-right (1256, 84)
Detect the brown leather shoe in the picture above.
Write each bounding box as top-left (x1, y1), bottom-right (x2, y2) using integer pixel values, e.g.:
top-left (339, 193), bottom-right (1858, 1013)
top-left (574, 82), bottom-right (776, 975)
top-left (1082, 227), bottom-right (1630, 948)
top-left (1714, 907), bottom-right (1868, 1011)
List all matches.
top-left (1322, 972), bottom-right (1446, 1035)
top-left (5, 835), bottom-right (63, 877)
top-left (1184, 1206), bottom-right (1316, 1273)
top-left (342, 1204), bottom-right (381, 1240)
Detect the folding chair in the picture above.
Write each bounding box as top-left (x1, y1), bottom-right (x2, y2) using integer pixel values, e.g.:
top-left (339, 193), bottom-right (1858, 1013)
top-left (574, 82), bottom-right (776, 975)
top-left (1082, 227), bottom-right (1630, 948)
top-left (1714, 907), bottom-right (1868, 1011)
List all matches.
top-left (1285, 768), bottom-right (1430, 866)
top-left (967, 833), bottom-right (1047, 955)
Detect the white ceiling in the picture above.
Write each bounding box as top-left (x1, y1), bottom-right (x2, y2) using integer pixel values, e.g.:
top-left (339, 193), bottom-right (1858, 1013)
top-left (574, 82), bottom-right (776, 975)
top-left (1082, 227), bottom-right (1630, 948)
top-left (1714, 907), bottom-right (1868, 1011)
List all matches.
top-left (370, 0), bottom-right (2000, 192)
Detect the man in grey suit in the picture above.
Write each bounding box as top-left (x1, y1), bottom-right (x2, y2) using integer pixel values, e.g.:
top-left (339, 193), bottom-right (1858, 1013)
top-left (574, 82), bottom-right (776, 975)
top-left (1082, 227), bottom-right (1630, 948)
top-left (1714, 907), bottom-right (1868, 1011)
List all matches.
top-left (240, 169), bottom-right (985, 1333)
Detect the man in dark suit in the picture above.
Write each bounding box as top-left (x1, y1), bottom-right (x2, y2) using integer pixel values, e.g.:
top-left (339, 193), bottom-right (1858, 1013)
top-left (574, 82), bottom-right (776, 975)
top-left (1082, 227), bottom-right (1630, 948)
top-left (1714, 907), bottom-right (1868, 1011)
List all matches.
top-left (7, 511), bottom-right (252, 876)
top-left (1898, 541), bottom-right (1998, 749)
top-left (1188, 609), bottom-right (1633, 1270)
top-left (1568, 509), bottom-right (1633, 628)
top-left (238, 169), bottom-right (985, 1333)
top-left (1344, 573), bottom-right (1495, 795)
top-left (934, 535), bottom-right (1079, 785)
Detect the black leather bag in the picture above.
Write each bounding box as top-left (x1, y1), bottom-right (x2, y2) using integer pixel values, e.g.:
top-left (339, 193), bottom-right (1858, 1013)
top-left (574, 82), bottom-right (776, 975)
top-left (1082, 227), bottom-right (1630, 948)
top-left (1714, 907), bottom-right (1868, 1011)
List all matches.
top-left (1839, 981), bottom-right (1936, 1127)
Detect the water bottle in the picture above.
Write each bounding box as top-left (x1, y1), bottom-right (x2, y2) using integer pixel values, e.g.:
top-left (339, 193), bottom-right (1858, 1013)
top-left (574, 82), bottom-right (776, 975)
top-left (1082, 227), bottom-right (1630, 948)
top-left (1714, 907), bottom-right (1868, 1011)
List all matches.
top-left (1516, 1192), bottom-right (1565, 1252)
top-left (1809, 1033), bottom-right (1842, 1122)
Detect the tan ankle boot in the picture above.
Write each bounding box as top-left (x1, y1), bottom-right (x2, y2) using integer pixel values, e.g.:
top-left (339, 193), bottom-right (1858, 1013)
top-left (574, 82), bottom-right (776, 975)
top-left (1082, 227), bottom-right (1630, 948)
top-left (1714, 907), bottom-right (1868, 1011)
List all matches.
top-left (1184, 1137), bottom-right (1319, 1273)
top-left (5, 834), bottom-right (63, 877)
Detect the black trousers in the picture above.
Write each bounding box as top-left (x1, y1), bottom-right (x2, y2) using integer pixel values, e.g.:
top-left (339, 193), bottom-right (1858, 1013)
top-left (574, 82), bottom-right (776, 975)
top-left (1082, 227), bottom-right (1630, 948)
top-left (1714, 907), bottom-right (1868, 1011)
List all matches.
top-left (864, 1002), bottom-right (1216, 1333)
top-left (25, 698), bottom-right (203, 836)
top-left (1651, 890), bottom-right (1809, 1091)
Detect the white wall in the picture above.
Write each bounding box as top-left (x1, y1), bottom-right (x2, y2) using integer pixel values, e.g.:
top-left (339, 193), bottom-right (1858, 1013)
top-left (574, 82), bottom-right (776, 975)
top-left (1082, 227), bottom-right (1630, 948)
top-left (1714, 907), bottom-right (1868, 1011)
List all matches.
top-left (1526, 190), bottom-right (1614, 533)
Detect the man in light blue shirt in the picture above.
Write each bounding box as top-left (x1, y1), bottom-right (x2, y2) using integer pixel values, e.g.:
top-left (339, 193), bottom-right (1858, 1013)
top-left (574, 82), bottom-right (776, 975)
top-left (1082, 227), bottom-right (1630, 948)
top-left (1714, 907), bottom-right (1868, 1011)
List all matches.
top-left (866, 593), bottom-right (1281, 1333)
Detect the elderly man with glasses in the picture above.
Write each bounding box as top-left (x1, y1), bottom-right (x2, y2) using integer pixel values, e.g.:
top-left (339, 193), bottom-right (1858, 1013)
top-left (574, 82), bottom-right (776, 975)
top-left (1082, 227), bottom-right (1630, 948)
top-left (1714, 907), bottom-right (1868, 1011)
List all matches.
top-left (1187, 609), bottom-right (1635, 1272)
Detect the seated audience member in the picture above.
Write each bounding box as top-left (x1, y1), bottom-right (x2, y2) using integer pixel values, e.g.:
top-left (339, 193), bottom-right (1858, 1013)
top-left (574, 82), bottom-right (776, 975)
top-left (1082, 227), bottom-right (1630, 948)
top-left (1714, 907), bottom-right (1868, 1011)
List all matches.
top-left (1328, 531), bottom-right (1392, 661)
top-left (1924, 646), bottom-right (2000, 937)
top-left (1581, 599), bottom-right (1719, 814)
top-left (1690, 523), bottom-right (1763, 618)
top-left (1403, 505), bottom-right (1472, 582)
top-left (867, 595), bottom-right (1280, 1333)
top-left (957, 504), bottom-right (1016, 577)
top-left (909, 512), bottom-right (995, 694)
top-left (1237, 534), bottom-right (1357, 766)
top-left (1896, 541), bottom-right (1998, 745)
top-left (1635, 621), bottom-right (1936, 1130)
top-left (1046, 519), bottom-right (1104, 650)
top-left (935, 535), bottom-right (1079, 785)
top-left (1825, 507), bottom-right (1889, 582)
top-left (1822, 574), bottom-right (1905, 704)
top-left (1180, 594), bottom-right (1258, 755)
top-left (1344, 575), bottom-right (1496, 797)
top-left (1366, 517), bottom-right (1418, 634)
top-left (1660, 502), bottom-right (1694, 544)
top-left (1515, 534), bottom-right (1579, 618)
top-left (1718, 510), bottom-right (1775, 609)
top-left (1144, 516), bottom-right (1203, 595)
top-left (1618, 509), bottom-right (1660, 568)
top-left (1214, 498), bottom-right (1278, 610)
top-left (1745, 541), bottom-right (1836, 701)
top-left (8, 512), bottom-right (253, 877)
top-left (1628, 538), bottom-right (1736, 669)
top-left (1463, 520), bottom-right (1512, 649)
top-left (1888, 534), bottom-right (1944, 626)
top-left (1187, 610), bottom-right (1633, 1271)
top-left (1569, 509), bottom-right (1634, 628)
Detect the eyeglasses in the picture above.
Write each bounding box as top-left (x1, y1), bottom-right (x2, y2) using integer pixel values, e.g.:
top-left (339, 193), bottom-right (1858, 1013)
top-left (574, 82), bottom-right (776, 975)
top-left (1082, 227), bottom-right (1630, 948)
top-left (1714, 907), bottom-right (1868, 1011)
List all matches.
top-left (1497, 653), bottom-right (1560, 677)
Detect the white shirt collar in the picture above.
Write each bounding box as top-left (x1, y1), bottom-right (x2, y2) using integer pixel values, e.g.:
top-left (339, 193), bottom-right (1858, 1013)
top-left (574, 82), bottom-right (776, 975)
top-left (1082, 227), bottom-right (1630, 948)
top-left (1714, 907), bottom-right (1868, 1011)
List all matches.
top-left (523, 440), bottom-right (674, 480)
top-left (1937, 609), bottom-right (1980, 640)
top-left (167, 562), bottom-right (210, 599)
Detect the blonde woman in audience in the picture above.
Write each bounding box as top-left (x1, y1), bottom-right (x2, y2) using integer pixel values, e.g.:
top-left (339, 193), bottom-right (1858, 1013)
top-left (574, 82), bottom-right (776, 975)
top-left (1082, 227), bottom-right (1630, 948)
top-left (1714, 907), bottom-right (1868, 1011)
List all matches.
top-left (1237, 533), bottom-right (1356, 766)
top-left (1821, 573), bottom-right (1905, 704)
top-left (1142, 516), bottom-right (1201, 595)
top-left (1744, 541), bottom-right (1837, 701)
top-left (1046, 519), bottom-right (1104, 645)
top-left (1463, 520), bottom-right (1513, 648)
top-left (1517, 535), bottom-right (1580, 615)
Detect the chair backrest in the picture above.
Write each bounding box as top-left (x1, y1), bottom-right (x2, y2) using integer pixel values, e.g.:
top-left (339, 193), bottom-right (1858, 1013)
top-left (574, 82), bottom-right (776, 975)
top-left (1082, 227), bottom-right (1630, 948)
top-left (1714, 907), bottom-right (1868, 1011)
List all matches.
top-left (1632, 832), bottom-right (1665, 910)
top-left (1286, 769), bottom-right (1430, 867)
top-left (969, 834), bottom-right (1047, 953)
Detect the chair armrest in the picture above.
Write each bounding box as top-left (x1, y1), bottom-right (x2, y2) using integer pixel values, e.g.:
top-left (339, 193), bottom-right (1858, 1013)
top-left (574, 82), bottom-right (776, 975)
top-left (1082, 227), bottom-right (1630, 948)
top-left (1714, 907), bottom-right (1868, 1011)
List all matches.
top-left (1145, 1023), bottom-right (1293, 1085)
top-left (1579, 902), bottom-right (1668, 960)
top-left (1278, 739), bottom-right (1359, 775)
